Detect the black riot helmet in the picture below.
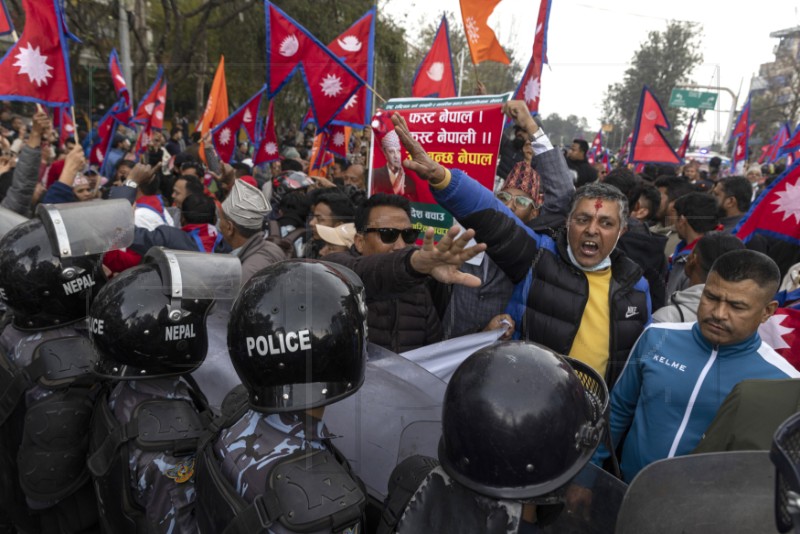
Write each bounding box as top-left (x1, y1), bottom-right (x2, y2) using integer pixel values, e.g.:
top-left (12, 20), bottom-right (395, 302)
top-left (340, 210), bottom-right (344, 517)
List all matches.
top-left (438, 341), bottom-right (608, 500)
top-left (227, 259), bottom-right (367, 413)
top-left (0, 199), bottom-right (134, 331)
top-left (91, 248), bottom-right (241, 379)
top-left (0, 218), bottom-right (105, 330)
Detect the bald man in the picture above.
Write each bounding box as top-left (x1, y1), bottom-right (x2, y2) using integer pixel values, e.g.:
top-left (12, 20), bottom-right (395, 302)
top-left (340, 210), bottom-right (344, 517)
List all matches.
top-left (343, 163), bottom-right (366, 190)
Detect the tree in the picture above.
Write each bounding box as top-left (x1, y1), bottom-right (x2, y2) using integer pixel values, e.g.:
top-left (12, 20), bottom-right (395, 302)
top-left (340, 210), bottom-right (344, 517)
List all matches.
top-left (540, 112), bottom-right (593, 148)
top-left (602, 21), bottom-right (703, 145)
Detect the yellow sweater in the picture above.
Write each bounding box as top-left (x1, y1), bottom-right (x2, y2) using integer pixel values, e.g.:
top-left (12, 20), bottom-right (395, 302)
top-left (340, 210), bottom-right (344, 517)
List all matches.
top-left (569, 268), bottom-right (612, 378)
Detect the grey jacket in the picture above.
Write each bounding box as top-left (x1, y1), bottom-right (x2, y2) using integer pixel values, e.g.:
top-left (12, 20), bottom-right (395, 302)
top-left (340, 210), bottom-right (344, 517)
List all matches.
top-left (1, 145), bottom-right (41, 216)
top-left (237, 233), bottom-right (286, 283)
top-left (652, 283), bottom-right (703, 323)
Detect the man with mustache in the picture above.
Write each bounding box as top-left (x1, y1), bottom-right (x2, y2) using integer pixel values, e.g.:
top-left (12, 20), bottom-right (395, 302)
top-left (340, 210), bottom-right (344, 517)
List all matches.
top-left (594, 249), bottom-right (800, 482)
top-left (390, 102), bottom-right (650, 388)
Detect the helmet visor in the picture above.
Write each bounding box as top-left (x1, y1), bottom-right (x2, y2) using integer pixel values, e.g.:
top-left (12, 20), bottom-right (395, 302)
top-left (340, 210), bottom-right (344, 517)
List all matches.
top-left (0, 207), bottom-right (28, 240)
top-left (144, 247), bottom-right (242, 301)
top-left (38, 199), bottom-right (134, 257)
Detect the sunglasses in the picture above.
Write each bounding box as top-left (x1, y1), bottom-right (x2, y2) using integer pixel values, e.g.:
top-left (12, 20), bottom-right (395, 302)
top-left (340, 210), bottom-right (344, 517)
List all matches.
top-left (363, 227), bottom-right (418, 245)
top-left (496, 191), bottom-right (537, 209)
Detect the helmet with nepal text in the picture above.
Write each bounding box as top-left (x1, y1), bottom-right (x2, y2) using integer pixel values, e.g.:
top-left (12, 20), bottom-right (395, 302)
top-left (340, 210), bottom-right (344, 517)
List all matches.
top-left (0, 200), bottom-right (133, 331)
top-left (0, 218), bottom-right (105, 330)
top-left (438, 341), bottom-right (609, 500)
top-left (91, 248), bottom-right (241, 379)
top-left (227, 259), bottom-right (368, 413)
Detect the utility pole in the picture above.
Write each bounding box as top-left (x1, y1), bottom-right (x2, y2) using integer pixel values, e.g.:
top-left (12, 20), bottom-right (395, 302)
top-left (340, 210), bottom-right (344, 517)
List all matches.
top-left (118, 0), bottom-right (133, 98)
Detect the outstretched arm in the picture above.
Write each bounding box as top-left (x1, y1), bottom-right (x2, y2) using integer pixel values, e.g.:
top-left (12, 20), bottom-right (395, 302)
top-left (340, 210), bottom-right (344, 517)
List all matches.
top-left (391, 106), bottom-right (546, 283)
top-left (326, 225), bottom-right (486, 296)
top-left (409, 225), bottom-right (486, 287)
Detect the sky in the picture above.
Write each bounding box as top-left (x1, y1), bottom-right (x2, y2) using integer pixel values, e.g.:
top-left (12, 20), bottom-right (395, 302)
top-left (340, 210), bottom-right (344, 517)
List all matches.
top-left (380, 0), bottom-right (800, 148)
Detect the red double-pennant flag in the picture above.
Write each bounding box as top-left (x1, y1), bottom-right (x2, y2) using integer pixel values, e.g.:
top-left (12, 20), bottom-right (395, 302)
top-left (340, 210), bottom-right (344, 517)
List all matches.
top-left (266, 2), bottom-right (363, 129)
top-left (0, 0), bottom-right (75, 107)
top-left (628, 86), bottom-right (681, 165)
top-left (411, 16), bottom-right (456, 98)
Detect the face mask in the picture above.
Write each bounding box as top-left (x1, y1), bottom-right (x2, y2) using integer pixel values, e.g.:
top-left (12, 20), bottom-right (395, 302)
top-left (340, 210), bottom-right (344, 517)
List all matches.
top-left (566, 230), bottom-right (622, 272)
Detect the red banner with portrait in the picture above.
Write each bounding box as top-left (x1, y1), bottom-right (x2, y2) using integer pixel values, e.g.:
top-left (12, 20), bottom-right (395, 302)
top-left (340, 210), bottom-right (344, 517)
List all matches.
top-left (368, 93), bottom-right (509, 235)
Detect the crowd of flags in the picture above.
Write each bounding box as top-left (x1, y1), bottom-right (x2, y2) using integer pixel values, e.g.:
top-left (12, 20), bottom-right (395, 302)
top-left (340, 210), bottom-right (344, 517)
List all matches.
top-left (0, 0), bottom-right (556, 170)
top-left (0, 0), bottom-right (797, 363)
top-left (3, 0), bottom-right (800, 174)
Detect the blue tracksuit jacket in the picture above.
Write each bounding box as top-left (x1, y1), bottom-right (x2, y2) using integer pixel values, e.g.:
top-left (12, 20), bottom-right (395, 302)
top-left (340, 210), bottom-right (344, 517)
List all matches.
top-left (595, 321), bottom-right (799, 482)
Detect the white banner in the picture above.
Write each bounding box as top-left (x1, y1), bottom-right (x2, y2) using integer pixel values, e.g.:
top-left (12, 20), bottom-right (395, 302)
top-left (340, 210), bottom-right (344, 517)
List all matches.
top-left (401, 328), bottom-right (506, 382)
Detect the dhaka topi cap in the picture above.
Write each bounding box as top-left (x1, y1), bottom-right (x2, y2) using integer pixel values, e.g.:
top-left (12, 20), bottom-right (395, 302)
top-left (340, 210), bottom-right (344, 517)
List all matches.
top-left (222, 179), bottom-right (271, 229)
top-left (502, 161), bottom-right (541, 201)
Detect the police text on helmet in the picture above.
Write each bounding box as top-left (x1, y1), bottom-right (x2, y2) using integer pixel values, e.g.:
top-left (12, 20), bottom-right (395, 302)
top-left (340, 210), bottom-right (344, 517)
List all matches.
top-left (246, 329), bottom-right (312, 357)
top-left (89, 317), bottom-right (104, 335)
top-left (0, 287), bottom-right (6, 301)
top-left (62, 274), bottom-right (95, 295)
top-left (166, 324), bottom-right (196, 341)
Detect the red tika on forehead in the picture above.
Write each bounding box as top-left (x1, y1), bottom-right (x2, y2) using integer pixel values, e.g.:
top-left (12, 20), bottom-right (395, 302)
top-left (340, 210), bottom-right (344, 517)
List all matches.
top-left (594, 199), bottom-right (604, 211)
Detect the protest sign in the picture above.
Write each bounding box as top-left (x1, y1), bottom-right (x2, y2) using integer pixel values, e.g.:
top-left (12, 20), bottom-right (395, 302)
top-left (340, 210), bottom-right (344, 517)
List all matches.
top-left (369, 93), bottom-right (510, 237)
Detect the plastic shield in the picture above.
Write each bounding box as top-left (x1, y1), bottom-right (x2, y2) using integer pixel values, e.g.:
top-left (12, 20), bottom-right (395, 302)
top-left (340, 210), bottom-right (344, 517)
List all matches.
top-left (191, 303), bottom-right (241, 413)
top-left (616, 451), bottom-right (779, 534)
top-left (397, 462), bottom-right (626, 534)
top-left (37, 199), bottom-right (134, 257)
top-left (323, 343), bottom-right (447, 499)
top-left (538, 463), bottom-right (627, 534)
top-left (0, 207), bottom-right (27, 239)
top-left (144, 248), bottom-right (242, 302)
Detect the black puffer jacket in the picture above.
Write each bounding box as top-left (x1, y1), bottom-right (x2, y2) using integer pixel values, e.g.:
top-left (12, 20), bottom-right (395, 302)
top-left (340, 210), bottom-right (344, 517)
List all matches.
top-left (325, 247), bottom-right (443, 354)
top-left (616, 218), bottom-right (668, 310)
top-left (437, 169), bottom-right (651, 388)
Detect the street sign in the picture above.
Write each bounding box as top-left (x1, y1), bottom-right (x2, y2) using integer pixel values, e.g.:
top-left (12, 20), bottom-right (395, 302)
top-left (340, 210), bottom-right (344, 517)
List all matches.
top-left (669, 88), bottom-right (718, 110)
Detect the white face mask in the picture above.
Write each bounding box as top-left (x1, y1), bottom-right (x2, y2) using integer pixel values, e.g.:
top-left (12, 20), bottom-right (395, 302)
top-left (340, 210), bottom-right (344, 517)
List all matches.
top-left (566, 230), bottom-right (622, 272)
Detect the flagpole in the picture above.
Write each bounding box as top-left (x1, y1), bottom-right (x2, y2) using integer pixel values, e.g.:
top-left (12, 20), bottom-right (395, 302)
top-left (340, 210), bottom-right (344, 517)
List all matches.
top-left (70, 106), bottom-right (79, 145)
top-left (364, 81), bottom-right (385, 105)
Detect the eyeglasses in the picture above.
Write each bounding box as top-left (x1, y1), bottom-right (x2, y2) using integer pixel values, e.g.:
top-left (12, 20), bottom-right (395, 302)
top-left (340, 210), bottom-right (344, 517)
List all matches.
top-left (362, 227), bottom-right (418, 245)
top-left (496, 191), bottom-right (538, 209)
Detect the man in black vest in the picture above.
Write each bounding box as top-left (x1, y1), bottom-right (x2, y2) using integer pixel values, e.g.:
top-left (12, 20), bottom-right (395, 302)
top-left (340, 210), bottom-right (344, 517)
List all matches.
top-left (391, 101), bottom-right (651, 388)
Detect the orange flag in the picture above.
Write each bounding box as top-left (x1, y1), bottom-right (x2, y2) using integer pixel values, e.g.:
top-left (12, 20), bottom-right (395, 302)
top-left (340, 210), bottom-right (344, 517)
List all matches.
top-left (459, 0), bottom-right (510, 65)
top-left (197, 56), bottom-right (229, 135)
top-left (197, 56), bottom-right (228, 164)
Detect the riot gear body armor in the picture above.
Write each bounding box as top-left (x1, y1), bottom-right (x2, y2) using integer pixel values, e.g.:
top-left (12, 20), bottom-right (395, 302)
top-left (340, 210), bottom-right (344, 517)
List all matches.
top-left (197, 260), bottom-right (369, 533)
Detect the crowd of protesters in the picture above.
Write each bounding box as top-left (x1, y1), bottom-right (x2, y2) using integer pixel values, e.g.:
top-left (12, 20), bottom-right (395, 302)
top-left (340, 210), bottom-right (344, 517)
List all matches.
top-left (2, 95), bottom-right (800, 533)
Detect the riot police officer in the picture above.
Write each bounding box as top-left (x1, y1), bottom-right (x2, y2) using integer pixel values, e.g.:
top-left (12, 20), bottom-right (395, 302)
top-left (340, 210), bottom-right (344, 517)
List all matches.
top-left (0, 200), bottom-right (133, 533)
top-left (86, 248), bottom-right (241, 533)
top-left (379, 341), bottom-right (618, 534)
top-left (195, 259), bottom-right (368, 534)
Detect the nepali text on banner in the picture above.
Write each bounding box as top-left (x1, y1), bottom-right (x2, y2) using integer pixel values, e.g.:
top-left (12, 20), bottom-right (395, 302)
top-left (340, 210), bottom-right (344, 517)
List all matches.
top-left (368, 92), bottom-right (511, 240)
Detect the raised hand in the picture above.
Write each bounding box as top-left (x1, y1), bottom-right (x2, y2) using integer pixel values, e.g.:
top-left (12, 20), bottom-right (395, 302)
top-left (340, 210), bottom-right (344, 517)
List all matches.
top-left (127, 162), bottom-right (161, 186)
top-left (501, 100), bottom-right (538, 134)
top-left (409, 225), bottom-right (487, 287)
top-left (27, 111), bottom-right (52, 148)
top-left (390, 113), bottom-right (448, 185)
top-left (59, 144), bottom-right (87, 185)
